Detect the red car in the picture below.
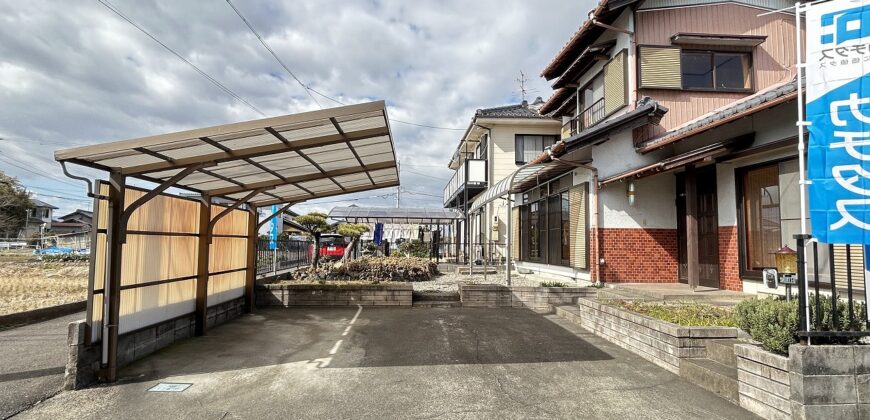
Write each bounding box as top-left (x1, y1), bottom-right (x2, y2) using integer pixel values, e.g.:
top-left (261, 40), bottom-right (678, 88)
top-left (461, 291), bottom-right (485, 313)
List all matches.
top-left (309, 234), bottom-right (348, 260)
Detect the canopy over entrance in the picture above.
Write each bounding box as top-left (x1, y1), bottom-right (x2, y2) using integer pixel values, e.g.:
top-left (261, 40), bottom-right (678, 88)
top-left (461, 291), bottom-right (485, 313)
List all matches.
top-left (54, 101), bottom-right (399, 384)
top-left (56, 101), bottom-right (399, 205)
top-left (468, 160), bottom-right (575, 214)
top-left (328, 206), bottom-right (463, 225)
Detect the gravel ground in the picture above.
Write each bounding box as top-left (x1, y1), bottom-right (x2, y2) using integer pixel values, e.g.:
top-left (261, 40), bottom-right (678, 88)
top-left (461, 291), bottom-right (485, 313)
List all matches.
top-left (412, 271), bottom-right (585, 292)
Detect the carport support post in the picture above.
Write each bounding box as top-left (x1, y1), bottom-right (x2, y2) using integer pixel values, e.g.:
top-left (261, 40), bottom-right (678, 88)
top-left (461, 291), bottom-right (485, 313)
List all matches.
top-left (102, 172), bottom-right (125, 383)
top-left (245, 204), bottom-right (258, 313)
top-left (506, 194), bottom-right (512, 286)
top-left (195, 194), bottom-right (211, 336)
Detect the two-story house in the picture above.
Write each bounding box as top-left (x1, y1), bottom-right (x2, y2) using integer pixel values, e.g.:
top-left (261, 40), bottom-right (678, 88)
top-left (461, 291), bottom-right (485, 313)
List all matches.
top-left (488, 0), bottom-right (831, 295)
top-left (442, 99), bottom-right (561, 264)
top-left (21, 198), bottom-right (58, 238)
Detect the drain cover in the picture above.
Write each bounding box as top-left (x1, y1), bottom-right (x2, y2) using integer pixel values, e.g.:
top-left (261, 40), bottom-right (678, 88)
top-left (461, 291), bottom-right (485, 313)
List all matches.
top-left (148, 383), bottom-right (192, 392)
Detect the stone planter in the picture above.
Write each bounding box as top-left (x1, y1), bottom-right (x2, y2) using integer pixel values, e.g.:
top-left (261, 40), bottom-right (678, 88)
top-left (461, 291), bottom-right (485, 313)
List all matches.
top-left (789, 344), bottom-right (870, 419)
top-left (564, 298), bottom-right (738, 374)
top-left (735, 344), bottom-right (791, 420)
top-left (256, 283), bottom-right (413, 307)
top-left (458, 284), bottom-right (595, 313)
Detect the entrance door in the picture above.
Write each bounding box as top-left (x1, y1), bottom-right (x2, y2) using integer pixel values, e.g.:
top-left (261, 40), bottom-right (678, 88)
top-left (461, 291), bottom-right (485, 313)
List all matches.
top-left (676, 167), bottom-right (720, 288)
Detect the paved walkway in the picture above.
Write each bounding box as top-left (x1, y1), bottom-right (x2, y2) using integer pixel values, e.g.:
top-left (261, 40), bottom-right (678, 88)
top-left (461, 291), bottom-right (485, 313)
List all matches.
top-left (16, 308), bottom-right (756, 419)
top-left (0, 312), bottom-right (83, 419)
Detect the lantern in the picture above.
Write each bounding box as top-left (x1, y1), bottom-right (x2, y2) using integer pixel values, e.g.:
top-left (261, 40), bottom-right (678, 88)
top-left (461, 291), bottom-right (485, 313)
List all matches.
top-left (774, 245), bottom-right (797, 275)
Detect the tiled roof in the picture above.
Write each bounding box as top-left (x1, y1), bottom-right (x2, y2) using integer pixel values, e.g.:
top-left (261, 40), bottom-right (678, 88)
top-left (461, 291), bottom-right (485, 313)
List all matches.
top-left (475, 98), bottom-right (552, 119)
top-left (31, 199), bottom-right (58, 209)
top-left (637, 78), bottom-right (798, 152)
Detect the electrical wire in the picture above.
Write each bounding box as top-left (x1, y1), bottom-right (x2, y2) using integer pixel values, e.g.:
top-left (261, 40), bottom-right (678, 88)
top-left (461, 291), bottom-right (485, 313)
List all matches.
top-left (96, 0), bottom-right (267, 117)
top-left (0, 155), bottom-right (83, 188)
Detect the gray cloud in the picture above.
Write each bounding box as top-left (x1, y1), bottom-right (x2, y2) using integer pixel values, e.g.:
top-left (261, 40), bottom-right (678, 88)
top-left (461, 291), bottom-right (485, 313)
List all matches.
top-left (0, 0), bottom-right (593, 218)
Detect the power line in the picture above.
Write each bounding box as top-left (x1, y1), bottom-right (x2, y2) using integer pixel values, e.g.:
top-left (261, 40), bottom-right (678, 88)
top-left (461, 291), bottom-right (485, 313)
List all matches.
top-left (223, 1), bottom-right (466, 131)
top-left (96, 0), bottom-right (267, 117)
top-left (0, 155), bottom-right (82, 188)
top-left (224, 0), bottom-right (322, 108)
top-left (401, 168), bottom-right (450, 180)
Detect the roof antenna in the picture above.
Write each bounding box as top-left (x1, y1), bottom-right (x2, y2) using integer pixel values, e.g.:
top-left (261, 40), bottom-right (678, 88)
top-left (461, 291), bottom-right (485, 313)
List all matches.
top-left (516, 70), bottom-right (529, 103)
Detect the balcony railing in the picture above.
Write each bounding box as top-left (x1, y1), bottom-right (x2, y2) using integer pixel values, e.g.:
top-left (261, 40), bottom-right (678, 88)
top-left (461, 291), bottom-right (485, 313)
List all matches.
top-left (562, 97), bottom-right (606, 138)
top-left (443, 158), bottom-right (487, 207)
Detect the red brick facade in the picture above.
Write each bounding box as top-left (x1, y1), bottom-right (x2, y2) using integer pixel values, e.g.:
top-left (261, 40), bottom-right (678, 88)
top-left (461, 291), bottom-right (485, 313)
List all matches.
top-left (597, 228), bottom-right (678, 283)
top-left (718, 225), bottom-right (742, 291)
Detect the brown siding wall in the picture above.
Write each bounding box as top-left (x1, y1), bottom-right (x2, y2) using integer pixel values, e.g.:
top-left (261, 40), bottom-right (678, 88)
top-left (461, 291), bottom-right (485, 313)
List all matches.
top-left (635, 4), bottom-right (799, 131)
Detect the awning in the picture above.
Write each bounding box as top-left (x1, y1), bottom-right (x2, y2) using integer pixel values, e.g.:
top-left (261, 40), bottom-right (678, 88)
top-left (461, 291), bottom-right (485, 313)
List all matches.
top-left (55, 101), bottom-right (399, 207)
top-left (599, 138), bottom-right (746, 187)
top-left (468, 160), bottom-right (575, 214)
top-left (671, 33), bottom-right (766, 48)
top-left (328, 206), bottom-right (464, 225)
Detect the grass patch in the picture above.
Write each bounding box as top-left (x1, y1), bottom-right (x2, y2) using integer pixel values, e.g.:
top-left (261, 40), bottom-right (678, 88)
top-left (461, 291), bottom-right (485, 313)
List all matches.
top-left (605, 300), bottom-right (738, 327)
top-left (0, 261), bottom-right (88, 315)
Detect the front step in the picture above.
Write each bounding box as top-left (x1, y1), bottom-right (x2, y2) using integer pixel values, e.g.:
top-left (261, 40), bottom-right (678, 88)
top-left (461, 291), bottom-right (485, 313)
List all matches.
top-left (679, 358), bottom-right (739, 404)
top-left (704, 339), bottom-right (741, 368)
top-left (412, 300), bottom-right (462, 308)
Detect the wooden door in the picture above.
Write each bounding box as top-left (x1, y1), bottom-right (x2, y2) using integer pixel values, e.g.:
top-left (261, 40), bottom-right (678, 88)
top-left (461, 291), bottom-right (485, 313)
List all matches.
top-left (676, 167), bottom-right (720, 288)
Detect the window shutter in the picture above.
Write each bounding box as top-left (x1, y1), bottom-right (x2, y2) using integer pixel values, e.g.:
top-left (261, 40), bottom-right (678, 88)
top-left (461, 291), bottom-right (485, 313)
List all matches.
top-left (831, 244), bottom-right (865, 294)
top-left (511, 206), bottom-right (520, 260)
top-left (569, 183), bottom-right (588, 270)
top-left (603, 50), bottom-right (627, 115)
top-left (639, 46), bottom-right (682, 89)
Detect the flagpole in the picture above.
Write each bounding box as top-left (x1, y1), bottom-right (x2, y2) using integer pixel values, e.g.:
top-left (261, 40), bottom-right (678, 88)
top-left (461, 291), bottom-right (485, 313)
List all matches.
top-left (795, 1), bottom-right (812, 340)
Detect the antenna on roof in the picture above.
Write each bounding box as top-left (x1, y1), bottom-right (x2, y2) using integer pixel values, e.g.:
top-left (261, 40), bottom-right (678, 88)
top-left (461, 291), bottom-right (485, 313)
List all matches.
top-left (515, 70), bottom-right (537, 104)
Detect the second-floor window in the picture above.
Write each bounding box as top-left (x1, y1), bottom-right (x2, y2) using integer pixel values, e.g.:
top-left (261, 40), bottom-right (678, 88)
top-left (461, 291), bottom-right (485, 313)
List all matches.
top-left (681, 50), bottom-right (752, 91)
top-left (515, 135), bottom-right (558, 164)
top-left (475, 134), bottom-right (488, 160)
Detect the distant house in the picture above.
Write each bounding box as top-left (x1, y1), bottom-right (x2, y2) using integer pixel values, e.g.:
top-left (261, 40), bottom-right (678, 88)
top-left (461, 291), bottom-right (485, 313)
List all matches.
top-left (52, 209), bottom-right (94, 236)
top-left (20, 199), bottom-right (58, 238)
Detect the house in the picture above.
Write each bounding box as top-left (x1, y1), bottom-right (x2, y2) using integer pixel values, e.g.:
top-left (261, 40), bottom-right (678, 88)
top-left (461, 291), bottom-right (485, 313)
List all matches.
top-left (442, 98), bottom-right (562, 263)
top-left (51, 209), bottom-right (94, 235)
top-left (495, 0), bottom-right (821, 295)
top-left (20, 198), bottom-right (58, 238)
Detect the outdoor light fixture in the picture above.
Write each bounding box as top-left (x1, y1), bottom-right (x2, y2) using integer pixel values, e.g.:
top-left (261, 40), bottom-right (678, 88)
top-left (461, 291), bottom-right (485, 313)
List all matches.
top-left (774, 245), bottom-right (797, 274)
top-left (627, 180), bottom-right (636, 206)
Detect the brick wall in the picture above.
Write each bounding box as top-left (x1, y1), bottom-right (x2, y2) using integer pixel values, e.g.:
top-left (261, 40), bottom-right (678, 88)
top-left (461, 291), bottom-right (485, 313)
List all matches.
top-left (598, 228), bottom-right (678, 283)
top-left (718, 226), bottom-right (742, 292)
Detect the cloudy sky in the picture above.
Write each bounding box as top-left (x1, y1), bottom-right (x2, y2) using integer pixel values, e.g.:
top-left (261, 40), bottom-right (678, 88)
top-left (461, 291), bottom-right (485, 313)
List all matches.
top-left (0, 0), bottom-right (592, 222)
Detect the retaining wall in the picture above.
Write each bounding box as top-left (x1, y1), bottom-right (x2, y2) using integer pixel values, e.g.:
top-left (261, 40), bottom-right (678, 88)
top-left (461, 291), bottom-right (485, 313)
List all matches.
top-left (65, 297), bottom-right (244, 390)
top-left (735, 344), bottom-right (791, 420)
top-left (563, 298), bottom-right (738, 374)
top-left (789, 344), bottom-right (870, 419)
top-left (459, 284), bottom-right (595, 312)
top-left (256, 283), bottom-right (413, 307)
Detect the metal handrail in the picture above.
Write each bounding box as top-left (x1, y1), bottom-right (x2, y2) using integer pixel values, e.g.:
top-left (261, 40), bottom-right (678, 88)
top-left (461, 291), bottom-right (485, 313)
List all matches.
top-left (561, 97), bottom-right (606, 137)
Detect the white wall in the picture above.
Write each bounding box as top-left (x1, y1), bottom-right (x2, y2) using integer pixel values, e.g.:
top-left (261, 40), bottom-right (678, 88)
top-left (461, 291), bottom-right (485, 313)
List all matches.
top-left (600, 172), bottom-right (677, 229)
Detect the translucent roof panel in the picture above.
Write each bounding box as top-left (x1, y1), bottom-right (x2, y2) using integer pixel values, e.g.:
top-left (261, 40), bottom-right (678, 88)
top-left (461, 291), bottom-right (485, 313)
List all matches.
top-left (328, 206), bottom-right (464, 225)
top-left (55, 101), bottom-right (399, 206)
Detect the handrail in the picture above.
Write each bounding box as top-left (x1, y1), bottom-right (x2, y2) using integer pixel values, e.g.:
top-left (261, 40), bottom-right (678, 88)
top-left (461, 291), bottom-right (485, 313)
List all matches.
top-left (561, 97), bottom-right (606, 137)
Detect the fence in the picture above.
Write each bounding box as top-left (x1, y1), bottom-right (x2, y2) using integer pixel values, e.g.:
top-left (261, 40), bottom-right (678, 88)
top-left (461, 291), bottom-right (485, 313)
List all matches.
top-left (434, 242), bottom-right (506, 266)
top-left (256, 239), bottom-right (313, 275)
top-left (795, 235), bottom-right (870, 339)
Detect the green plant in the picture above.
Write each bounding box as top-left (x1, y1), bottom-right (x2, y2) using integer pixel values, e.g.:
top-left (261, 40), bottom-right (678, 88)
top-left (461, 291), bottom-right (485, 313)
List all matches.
top-left (336, 223), bottom-right (370, 262)
top-left (735, 295), bottom-right (867, 356)
top-left (398, 240), bottom-right (429, 258)
top-left (609, 300), bottom-right (738, 328)
top-left (293, 212), bottom-right (332, 268)
top-left (540, 281), bottom-right (568, 287)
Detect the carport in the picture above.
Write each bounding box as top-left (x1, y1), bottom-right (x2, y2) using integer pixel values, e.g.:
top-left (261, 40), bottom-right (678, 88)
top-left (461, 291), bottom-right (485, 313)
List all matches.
top-left (54, 101), bottom-right (399, 382)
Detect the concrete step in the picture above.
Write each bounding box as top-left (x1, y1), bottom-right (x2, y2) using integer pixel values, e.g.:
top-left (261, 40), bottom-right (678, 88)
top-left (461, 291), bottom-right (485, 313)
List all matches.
top-left (679, 358), bottom-right (739, 404)
top-left (554, 305), bottom-right (584, 325)
top-left (704, 339), bottom-right (741, 368)
top-left (596, 289), bottom-right (649, 302)
top-left (412, 291), bottom-right (460, 302)
top-left (412, 301), bottom-right (462, 308)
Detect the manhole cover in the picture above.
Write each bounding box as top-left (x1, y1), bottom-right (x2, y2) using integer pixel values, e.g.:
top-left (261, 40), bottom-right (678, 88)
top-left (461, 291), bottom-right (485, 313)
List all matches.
top-left (148, 383), bottom-right (192, 392)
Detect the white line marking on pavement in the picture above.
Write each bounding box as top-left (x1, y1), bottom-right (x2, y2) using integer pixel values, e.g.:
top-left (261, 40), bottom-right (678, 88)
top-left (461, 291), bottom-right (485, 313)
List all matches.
top-left (342, 304), bottom-right (363, 336)
top-left (329, 340), bottom-right (343, 355)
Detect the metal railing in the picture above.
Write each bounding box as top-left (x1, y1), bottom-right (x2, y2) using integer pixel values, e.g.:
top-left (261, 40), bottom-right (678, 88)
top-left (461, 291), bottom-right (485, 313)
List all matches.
top-left (795, 235), bottom-right (870, 339)
top-left (443, 158), bottom-right (487, 206)
top-left (434, 241), bottom-right (506, 265)
top-left (562, 97), bottom-right (606, 138)
top-left (256, 239), bottom-right (313, 275)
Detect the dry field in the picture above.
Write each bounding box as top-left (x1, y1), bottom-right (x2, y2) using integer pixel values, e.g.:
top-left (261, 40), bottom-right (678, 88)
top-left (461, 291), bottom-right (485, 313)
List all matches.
top-left (0, 260), bottom-right (88, 315)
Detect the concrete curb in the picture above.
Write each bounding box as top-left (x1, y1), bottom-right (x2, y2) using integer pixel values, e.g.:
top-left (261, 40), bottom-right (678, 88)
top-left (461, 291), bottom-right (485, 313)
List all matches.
top-left (0, 300), bottom-right (86, 330)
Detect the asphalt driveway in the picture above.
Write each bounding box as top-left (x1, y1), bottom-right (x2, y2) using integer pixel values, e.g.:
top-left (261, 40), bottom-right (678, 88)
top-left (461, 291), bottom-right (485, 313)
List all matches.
top-left (15, 307), bottom-right (756, 419)
top-left (0, 312), bottom-right (84, 419)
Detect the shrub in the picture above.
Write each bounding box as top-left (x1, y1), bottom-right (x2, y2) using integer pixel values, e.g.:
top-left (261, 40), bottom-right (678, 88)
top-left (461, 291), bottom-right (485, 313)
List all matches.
top-left (39, 253), bottom-right (89, 263)
top-left (734, 295), bottom-right (867, 355)
top-left (342, 256), bottom-right (438, 282)
top-left (540, 281), bottom-right (568, 287)
top-left (397, 240), bottom-right (429, 258)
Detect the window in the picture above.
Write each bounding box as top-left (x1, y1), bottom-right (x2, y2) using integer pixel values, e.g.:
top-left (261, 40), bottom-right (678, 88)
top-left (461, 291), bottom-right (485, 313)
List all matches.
top-left (516, 174), bottom-right (583, 268)
top-left (528, 202), bottom-right (541, 260)
top-left (561, 193), bottom-right (571, 266)
top-left (681, 51), bottom-right (751, 91)
top-left (739, 163), bottom-right (783, 275)
top-left (476, 134), bottom-right (488, 160)
top-left (515, 135), bottom-right (558, 164)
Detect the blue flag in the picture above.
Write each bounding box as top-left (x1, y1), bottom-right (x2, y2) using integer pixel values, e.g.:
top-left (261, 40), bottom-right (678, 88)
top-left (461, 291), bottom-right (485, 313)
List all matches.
top-left (373, 223), bottom-right (384, 245)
